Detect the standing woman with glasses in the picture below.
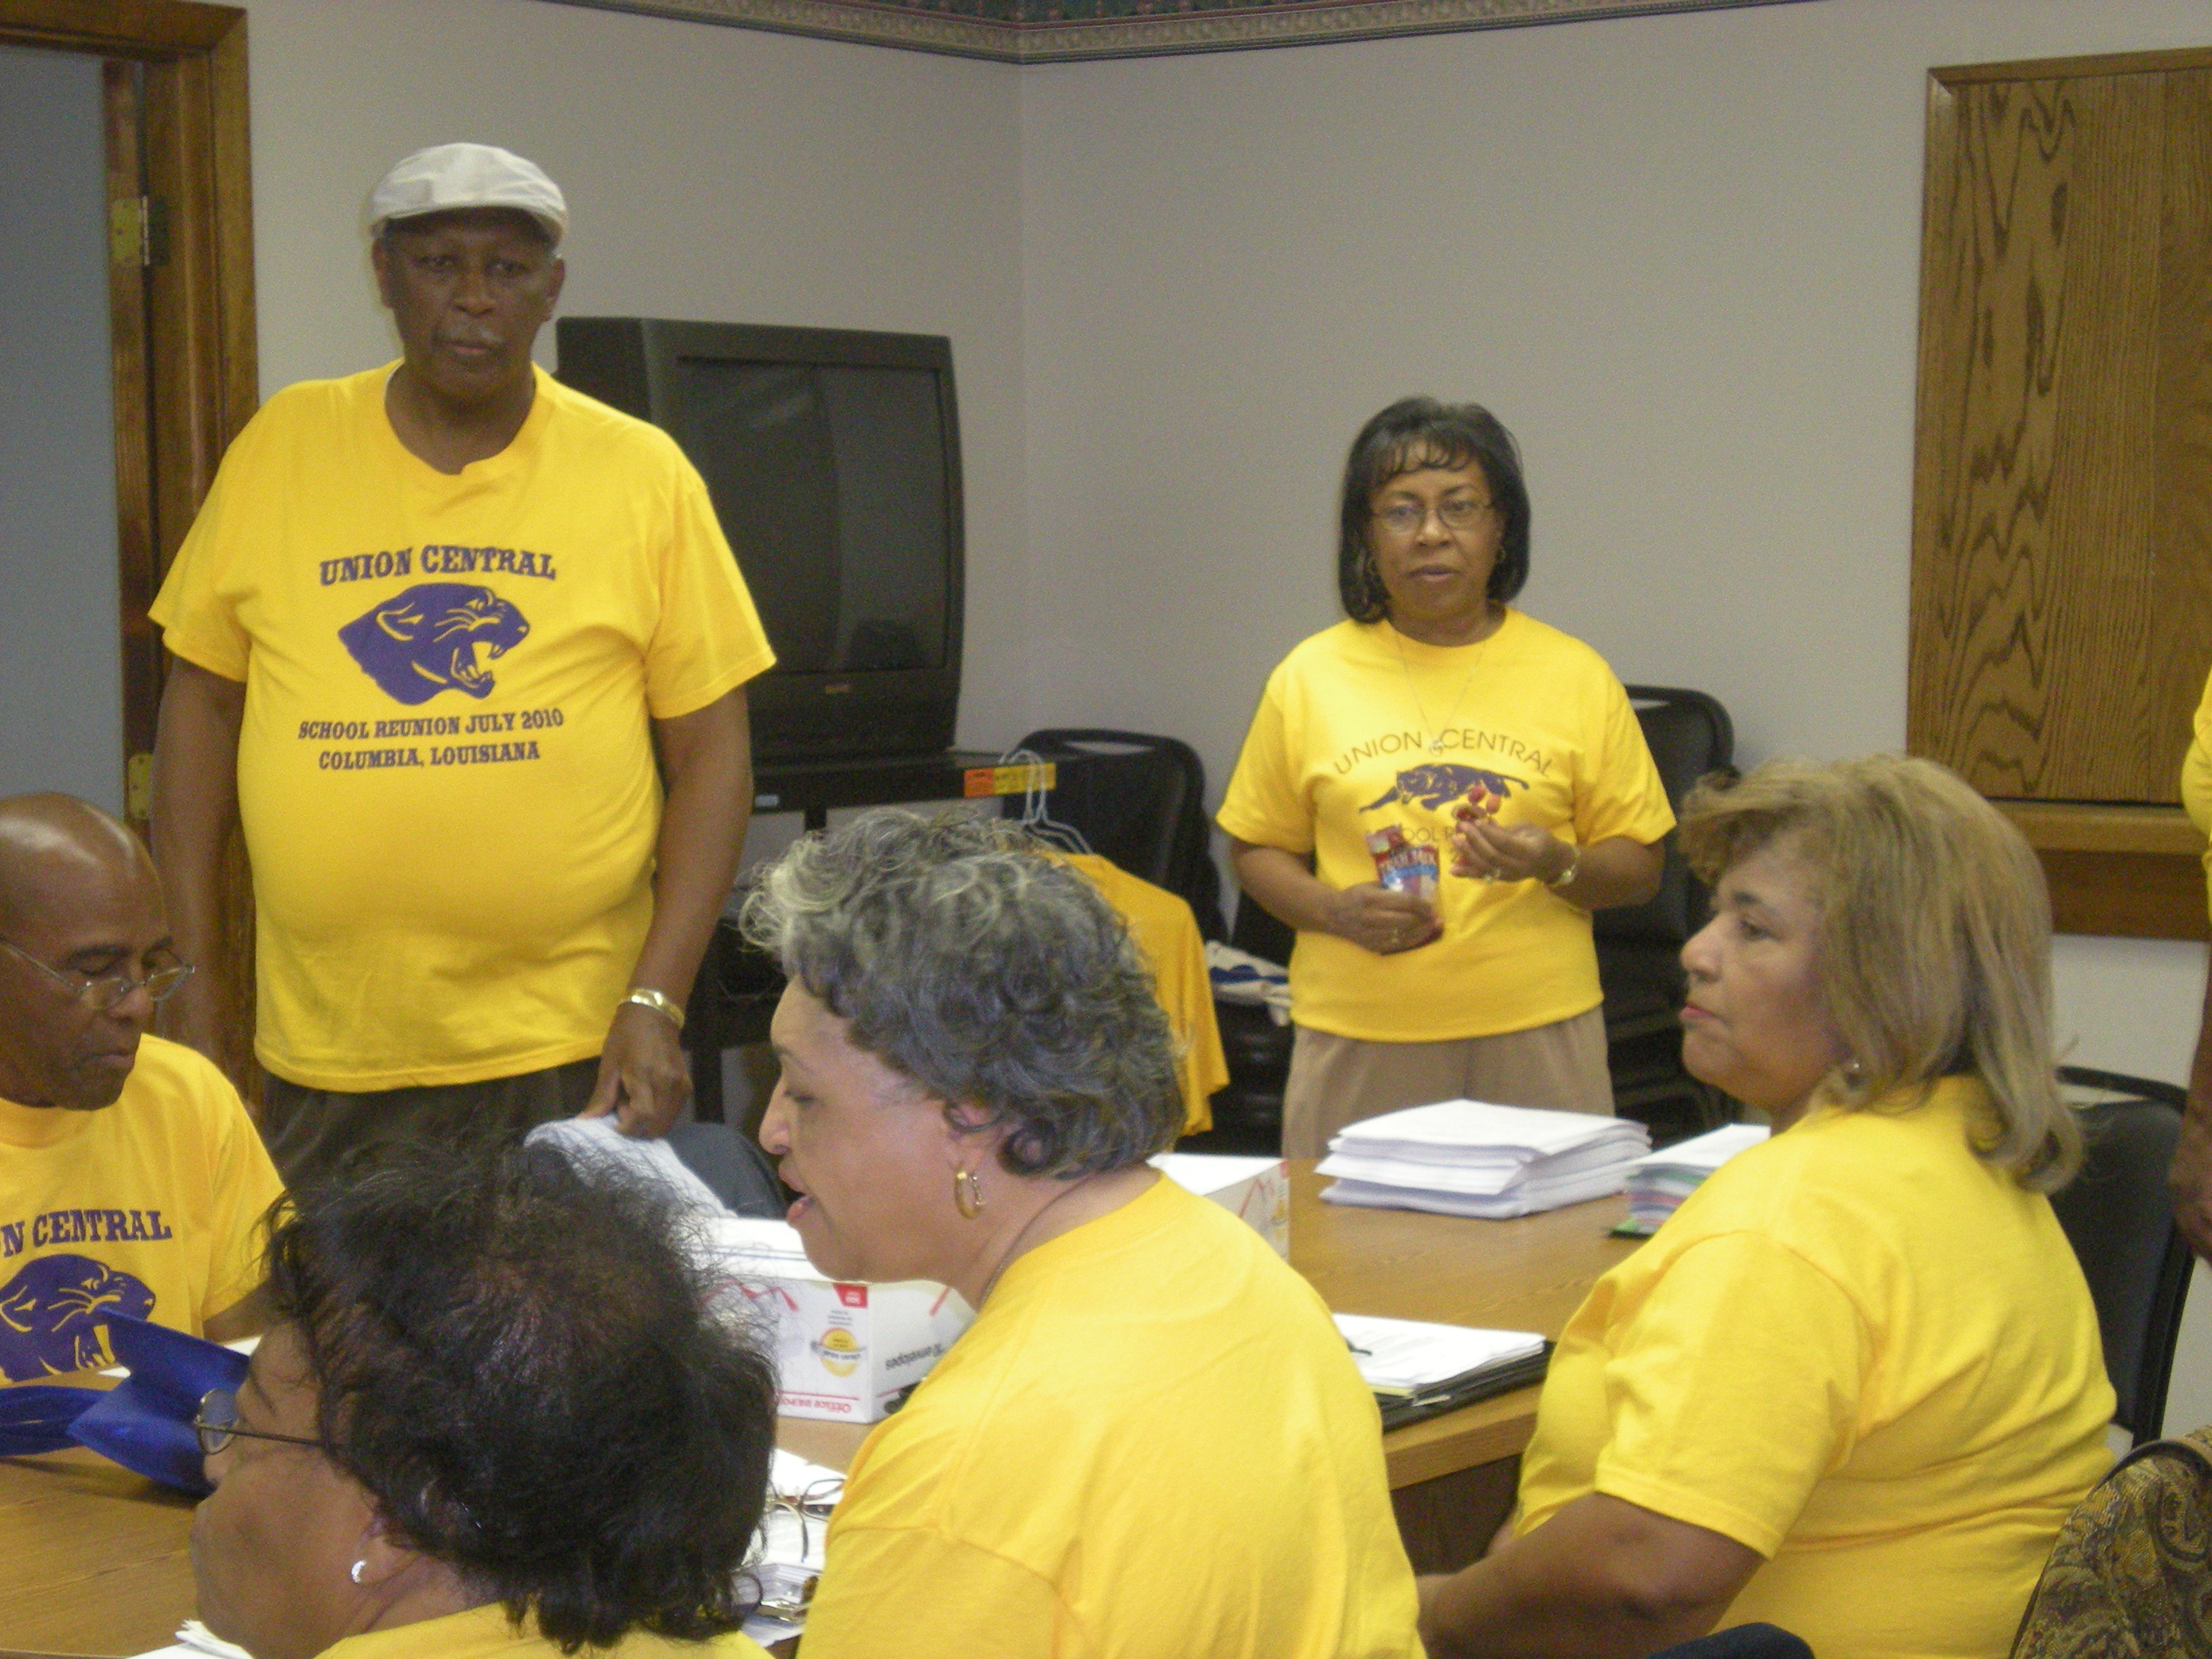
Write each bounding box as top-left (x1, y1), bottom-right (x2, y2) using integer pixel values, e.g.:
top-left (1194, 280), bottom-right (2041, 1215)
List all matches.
top-left (190, 1144), bottom-right (782, 1659)
top-left (1219, 399), bottom-right (1674, 1156)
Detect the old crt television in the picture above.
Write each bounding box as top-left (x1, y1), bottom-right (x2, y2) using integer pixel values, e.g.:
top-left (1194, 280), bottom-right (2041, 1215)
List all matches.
top-left (555, 318), bottom-right (964, 762)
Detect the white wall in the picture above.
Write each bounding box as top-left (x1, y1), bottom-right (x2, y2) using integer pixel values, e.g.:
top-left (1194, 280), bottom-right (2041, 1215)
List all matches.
top-left (235, 0), bottom-right (1027, 745)
top-left (0, 46), bottom-right (123, 815)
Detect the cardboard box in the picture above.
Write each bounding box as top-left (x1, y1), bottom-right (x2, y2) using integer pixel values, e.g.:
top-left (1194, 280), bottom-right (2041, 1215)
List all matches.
top-left (703, 1218), bottom-right (975, 1423)
top-left (1153, 1151), bottom-right (1291, 1256)
top-left (704, 1153), bottom-right (1286, 1421)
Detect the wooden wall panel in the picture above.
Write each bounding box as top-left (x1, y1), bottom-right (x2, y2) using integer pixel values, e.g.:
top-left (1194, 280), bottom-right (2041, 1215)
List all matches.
top-left (1911, 73), bottom-right (2169, 802)
top-left (2150, 69), bottom-right (2212, 786)
top-left (1912, 46), bottom-right (2212, 935)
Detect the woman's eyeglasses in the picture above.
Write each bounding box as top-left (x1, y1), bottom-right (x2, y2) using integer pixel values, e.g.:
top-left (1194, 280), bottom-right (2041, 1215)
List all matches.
top-left (192, 1388), bottom-right (330, 1457)
top-left (1371, 498), bottom-right (1496, 539)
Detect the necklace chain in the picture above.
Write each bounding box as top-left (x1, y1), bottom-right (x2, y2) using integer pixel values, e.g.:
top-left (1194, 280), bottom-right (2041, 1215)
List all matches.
top-left (974, 1174), bottom-right (1101, 1307)
top-left (1390, 620), bottom-right (1494, 756)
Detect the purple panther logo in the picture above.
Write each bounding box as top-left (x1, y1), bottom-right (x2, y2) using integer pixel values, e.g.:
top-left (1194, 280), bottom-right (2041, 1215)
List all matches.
top-left (0, 1254), bottom-right (155, 1381)
top-left (1361, 764), bottom-right (1529, 813)
top-left (338, 583), bottom-right (529, 705)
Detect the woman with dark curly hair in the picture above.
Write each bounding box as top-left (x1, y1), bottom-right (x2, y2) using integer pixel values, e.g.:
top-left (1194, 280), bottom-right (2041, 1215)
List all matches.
top-left (1219, 398), bottom-right (1675, 1156)
top-left (187, 1144), bottom-right (780, 1659)
top-left (743, 810), bottom-right (1421, 1658)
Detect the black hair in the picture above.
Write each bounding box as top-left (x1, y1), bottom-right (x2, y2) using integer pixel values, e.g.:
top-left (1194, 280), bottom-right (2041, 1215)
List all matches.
top-left (262, 1145), bottom-right (778, 1653)
top-left (1335, 396), bottom-right (1533, 622)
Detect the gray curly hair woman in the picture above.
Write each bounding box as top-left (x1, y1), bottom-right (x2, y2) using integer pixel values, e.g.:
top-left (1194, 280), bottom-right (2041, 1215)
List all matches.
top-left (743, 810), bottom-right (1182, 1179)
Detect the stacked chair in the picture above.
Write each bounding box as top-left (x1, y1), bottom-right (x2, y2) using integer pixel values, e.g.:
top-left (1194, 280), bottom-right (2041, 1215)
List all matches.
top-left (996, 729), bottom-right (1227, 941)
top-left (1595, 686), bottom-right (1737, 1146)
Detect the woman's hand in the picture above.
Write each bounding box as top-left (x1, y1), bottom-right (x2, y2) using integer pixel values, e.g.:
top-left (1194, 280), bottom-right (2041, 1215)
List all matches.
top-left (1325, 883), bottom-right (1442, 956)
top-left (1452, 790), bottom-right (1573, 885)
top-left (1227, 839), bottom-right (1441, 956)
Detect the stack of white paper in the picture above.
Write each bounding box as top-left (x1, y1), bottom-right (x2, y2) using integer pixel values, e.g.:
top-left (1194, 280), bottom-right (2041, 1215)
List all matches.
top-left (1618, 1122), bottom-right (1768, 1235)
top-left (1317, 1100), bottom-right (1651, 1218)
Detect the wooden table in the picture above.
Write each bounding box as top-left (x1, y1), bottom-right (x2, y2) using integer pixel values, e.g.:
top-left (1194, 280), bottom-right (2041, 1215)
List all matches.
top-left (0, 1165), bottom-right (1639, 1654)
top-left (0, 1446), bottom-right (197, 1658)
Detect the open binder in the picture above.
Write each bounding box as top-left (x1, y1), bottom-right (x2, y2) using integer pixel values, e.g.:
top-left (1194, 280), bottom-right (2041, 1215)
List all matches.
top-left (1333, 1311), bottom-right (1553, 1431)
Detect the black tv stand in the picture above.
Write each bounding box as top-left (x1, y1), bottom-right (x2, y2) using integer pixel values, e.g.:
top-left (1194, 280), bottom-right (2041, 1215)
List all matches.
top-left (752, 748), bottom-right (1054, 832)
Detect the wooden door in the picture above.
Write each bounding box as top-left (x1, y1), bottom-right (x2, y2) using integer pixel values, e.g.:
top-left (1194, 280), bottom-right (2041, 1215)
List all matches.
top-left (1, 0), bottom-right (258, 1073)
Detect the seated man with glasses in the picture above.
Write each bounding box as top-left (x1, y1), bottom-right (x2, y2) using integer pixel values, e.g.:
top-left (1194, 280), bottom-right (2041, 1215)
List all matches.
top-left (0, 793), bottom-right (281, 1382)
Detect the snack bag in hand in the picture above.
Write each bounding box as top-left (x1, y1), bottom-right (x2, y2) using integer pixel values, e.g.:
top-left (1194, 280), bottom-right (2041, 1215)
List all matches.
top-left (1366, 824), bottom-right (1439, 902)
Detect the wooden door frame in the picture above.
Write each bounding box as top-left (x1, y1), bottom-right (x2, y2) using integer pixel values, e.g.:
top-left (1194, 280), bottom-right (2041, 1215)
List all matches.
top-left (1, 0), bottom-right (258, 1057)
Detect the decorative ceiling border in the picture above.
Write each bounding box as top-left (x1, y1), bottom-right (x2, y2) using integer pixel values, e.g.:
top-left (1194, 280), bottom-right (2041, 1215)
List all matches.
top-left (542, 0), bottom-right (1814, 65)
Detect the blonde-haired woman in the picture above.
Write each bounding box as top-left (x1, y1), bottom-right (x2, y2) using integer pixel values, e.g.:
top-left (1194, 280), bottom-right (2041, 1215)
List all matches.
top-left (1418, 754), bottom-right (2112, 1659)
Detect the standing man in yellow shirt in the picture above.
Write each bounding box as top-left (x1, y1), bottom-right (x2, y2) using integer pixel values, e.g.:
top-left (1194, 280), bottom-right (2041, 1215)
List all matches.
top-left (0, 794), bottom-right (281, 1380)
top-left (148, 145), bottom-right (775, 1185)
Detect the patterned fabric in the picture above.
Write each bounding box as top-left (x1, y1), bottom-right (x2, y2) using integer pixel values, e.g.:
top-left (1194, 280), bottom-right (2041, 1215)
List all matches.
top-left (2013, 1429), bottom-right (2212, 1658)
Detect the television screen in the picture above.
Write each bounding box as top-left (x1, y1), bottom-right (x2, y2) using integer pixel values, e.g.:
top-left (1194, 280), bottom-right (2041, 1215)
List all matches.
top-left (670, 359), bottom-right (951, 676)
top-left (554, 316), bottom-right (964, 762)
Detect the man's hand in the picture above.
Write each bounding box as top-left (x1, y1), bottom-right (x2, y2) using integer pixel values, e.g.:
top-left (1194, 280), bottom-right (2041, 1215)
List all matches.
top-left (1326, 882), bottom-right (1441, 955)
top-left (579, 1001), bottom-right (692, 1138)
top-left (2176, 954), bottom-right (2212, 1260)
top-left (2170, 1111), bottom-right (2212, 1259)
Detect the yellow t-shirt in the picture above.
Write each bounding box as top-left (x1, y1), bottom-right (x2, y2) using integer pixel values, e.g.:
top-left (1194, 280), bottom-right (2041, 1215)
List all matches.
top-left (1516, 1078), bottom-right (2113, 1659)
top-left (317, 1601), bottom-right (770, 1659)
top-left (1061, 853), bottom-right (1229, 1135)
top-left (800, 1176), bottom-right (1424, 1658)
top-left (0, 1036), bottom-right (283, 1382)
top-left (149, 365), bottom-right (775, 1090)
top-left (1216, 612), bottom-right (1674, 1042)
top-left (2183, 665), bottom-right (2212, 920)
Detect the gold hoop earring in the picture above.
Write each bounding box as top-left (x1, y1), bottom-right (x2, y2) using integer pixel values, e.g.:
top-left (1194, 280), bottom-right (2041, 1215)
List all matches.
top-left (952, 1168), bottom-right (985, 1220)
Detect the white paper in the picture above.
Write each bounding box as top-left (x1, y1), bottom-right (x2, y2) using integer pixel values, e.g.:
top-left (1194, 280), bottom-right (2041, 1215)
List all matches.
top-left (1333, 1313), bottom-right (1542, 1392)
top-left (1329, 1099), bottom-right (1650, 1165)
top-left (1321, 1162), bottom-right (1634, 1218)
top-left (1317, 1137), bottom-right (1641, 1195)
top-left (1624, 1122), bottom-right (1768, 1177)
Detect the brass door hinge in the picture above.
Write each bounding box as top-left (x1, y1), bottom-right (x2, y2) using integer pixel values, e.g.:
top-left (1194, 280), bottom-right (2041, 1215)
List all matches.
top-left (108, 197), bottom-right (169, 268)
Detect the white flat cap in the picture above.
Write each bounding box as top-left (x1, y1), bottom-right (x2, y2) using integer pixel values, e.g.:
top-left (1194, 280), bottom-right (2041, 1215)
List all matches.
top-left (367, 143), bottom-right (567, 245)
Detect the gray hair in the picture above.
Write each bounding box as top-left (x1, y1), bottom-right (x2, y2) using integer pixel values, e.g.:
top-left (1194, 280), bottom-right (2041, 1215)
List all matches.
top-left (739, 811), bottom-right (1183, 1179)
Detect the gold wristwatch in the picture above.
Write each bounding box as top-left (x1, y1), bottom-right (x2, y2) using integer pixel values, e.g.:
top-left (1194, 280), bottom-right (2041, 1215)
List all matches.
top-left (621, 986), bottom-right (686, 1031)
